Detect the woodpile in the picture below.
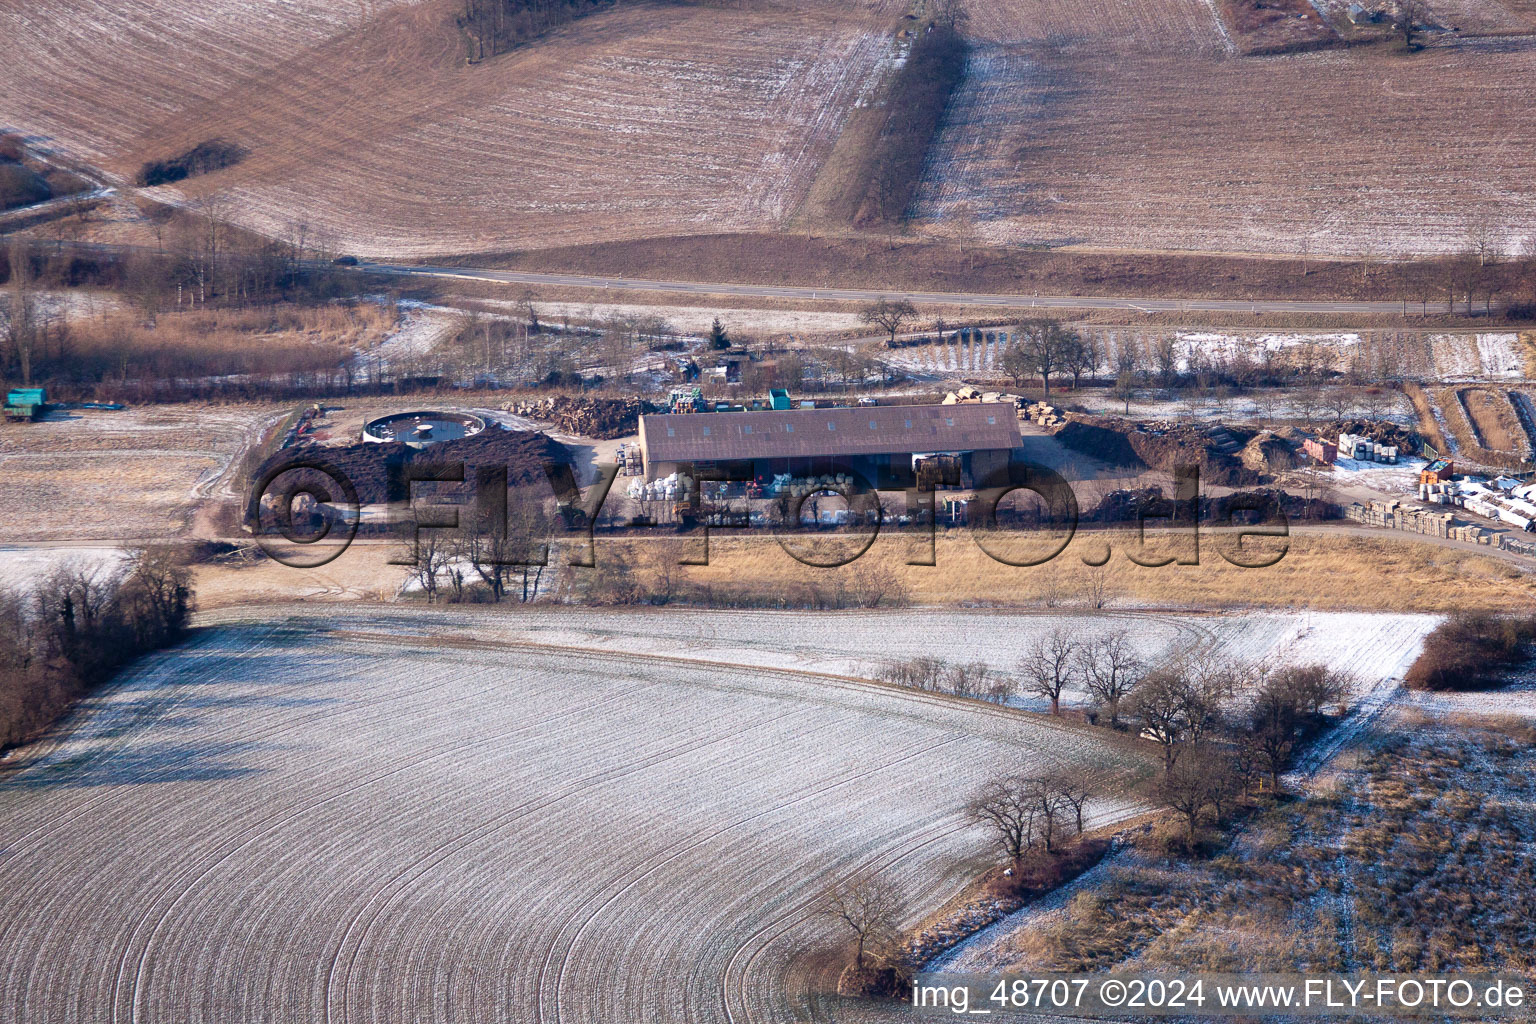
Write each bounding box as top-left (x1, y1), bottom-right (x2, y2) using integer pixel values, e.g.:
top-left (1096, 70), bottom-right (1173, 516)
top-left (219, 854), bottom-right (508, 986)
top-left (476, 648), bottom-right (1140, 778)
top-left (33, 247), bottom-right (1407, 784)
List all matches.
top-left (505, 396), bottom-right (649, 439)
top-left (1023, 401), bottom-right (1065, 427)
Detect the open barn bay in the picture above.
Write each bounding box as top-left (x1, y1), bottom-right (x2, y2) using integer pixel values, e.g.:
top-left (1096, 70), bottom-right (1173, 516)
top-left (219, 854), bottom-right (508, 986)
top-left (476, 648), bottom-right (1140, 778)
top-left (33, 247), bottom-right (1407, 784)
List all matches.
top-left (0, 612), bottom-right (1154, 1024)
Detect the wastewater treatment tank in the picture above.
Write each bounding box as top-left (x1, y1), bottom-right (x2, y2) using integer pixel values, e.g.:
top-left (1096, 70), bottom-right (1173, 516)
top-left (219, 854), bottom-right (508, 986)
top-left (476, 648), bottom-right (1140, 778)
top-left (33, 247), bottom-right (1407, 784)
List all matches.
top-left (362, 410), bottom-right (487, 449)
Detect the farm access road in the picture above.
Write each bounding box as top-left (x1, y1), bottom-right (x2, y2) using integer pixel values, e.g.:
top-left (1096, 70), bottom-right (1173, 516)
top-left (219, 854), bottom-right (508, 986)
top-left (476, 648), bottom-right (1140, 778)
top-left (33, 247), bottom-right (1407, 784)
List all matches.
top-left (354, 261), bottom-right (1413, 315)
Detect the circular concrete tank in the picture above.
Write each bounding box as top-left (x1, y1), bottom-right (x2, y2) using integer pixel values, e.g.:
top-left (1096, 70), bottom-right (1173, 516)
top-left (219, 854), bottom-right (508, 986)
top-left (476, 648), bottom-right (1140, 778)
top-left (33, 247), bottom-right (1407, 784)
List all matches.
top-left (362, 410), bottom-right (486, 449)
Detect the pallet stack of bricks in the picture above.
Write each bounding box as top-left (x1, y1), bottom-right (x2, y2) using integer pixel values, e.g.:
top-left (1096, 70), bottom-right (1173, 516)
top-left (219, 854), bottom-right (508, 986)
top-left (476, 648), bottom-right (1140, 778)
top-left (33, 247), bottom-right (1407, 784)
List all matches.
top-left (1346, 500), bottom-right (1488, 542)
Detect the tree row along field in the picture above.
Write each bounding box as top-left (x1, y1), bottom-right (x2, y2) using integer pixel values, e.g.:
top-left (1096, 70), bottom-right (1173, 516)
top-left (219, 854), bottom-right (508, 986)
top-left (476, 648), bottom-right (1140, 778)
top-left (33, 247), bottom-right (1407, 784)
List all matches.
top-left (266, 605), bottom-right (1438, 716)
top-left (0, 0), bottom-right (899, 257)
top-left (0, 614), bottom-right (1154, 1024)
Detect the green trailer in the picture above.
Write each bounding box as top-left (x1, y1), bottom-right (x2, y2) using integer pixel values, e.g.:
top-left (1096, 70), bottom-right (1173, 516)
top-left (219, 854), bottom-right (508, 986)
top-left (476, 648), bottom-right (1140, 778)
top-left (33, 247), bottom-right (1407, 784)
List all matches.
top-left (3, 387), bottom-right (47, 422)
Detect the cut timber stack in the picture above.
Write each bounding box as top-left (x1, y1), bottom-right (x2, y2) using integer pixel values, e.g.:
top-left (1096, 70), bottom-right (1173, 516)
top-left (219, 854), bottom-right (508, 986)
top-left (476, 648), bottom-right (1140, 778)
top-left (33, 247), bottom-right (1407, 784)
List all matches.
top-left (505, 396), bottom-right (648, 439)
top-left (1023, 402), bottom-right (1065, 427)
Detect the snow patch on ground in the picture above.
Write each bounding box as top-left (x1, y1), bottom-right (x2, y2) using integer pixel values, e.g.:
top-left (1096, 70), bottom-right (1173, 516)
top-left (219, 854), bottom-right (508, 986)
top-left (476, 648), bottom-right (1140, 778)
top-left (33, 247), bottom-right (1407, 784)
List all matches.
top-left (0, 545), bottom-right (128, 593)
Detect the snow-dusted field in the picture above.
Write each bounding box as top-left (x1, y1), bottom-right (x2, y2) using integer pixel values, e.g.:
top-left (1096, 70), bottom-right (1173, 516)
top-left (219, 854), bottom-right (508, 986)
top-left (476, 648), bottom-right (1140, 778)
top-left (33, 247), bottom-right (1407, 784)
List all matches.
top-left (0, 545), bottom-right (127, 593)
top-left (0, 0), bottom-right (900, 256)
top-left (911, 37), bottom-right (1536, 257)
top-left (0, 612), bottom-right (1152, 1024)
top-left (518, 300), bottom-right (868, 337)
top-left (883, 329), bottom-right (1524, 386)
top-left (0, 405), bottom-right (280, 542)
top-left (271, 605), bottom-right (1439, 716)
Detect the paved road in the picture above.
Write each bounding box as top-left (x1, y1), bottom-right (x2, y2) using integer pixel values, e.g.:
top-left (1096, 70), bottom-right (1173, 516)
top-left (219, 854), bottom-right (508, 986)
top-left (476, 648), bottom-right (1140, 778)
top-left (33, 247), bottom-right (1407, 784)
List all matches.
top-left (356, 261), bottom-right (1414, 315)
top-left (6, 241), bottom-right (1422, 315)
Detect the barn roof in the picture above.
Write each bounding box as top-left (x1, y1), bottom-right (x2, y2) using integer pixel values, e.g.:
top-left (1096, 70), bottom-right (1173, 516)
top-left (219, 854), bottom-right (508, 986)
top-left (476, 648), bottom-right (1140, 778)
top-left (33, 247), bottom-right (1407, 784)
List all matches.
top-left (639, 403), bottom-right (1021, 463)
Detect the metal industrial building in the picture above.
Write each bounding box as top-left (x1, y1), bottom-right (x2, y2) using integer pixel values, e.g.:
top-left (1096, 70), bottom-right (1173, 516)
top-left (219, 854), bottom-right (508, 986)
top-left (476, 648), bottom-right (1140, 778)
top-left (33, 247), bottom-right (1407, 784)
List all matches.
top-left (637, 403), bottom-right (1022, 488)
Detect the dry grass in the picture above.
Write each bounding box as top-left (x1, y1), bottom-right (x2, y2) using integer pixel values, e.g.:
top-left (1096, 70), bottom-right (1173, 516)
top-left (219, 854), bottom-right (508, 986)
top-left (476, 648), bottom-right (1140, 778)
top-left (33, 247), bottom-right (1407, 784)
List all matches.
top-left (597, 528), bottom-right (1536, 612)
top-left (1460, 388), bottom-right (1529, 456)
top-left (1402, 380), bottom-right (1453, 454)
top-left (1216, 0), bottom-right (1340, 54)
top-left (1520, 331), bottom-right (1536, 376)
top-left (1434, 384), bottom-right (1532, 467)
top-left (55, 303), bottom-right (394, 384)
top-left (1013, 715), bottom-right (1536, 975)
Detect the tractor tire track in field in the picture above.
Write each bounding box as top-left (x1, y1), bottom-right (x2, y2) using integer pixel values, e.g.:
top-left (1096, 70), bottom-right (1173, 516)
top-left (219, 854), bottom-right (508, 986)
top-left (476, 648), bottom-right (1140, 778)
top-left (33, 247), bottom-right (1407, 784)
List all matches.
top-left (0, 607), bottom-right (1433, 1023)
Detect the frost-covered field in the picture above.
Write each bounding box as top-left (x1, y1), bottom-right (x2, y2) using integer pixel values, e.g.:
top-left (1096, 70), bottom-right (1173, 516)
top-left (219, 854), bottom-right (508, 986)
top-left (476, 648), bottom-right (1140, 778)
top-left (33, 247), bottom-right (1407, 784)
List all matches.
top-left (883, 329), bottom-right (1526, 384)
top-left (516, 300), bottom-right (869, 337)
top-left (322, 605), bottom-right (1439, 715)
top-left (0, 545), bottom-right (127, 593)
top-left (0, 613), bottom-right (1152, 1024)
top-left (0, 0), bottom-right (899, 256)
top-left (0, 405), bottom-right (280, 542)
top-left (912, 37), bottom-right (1536, 257)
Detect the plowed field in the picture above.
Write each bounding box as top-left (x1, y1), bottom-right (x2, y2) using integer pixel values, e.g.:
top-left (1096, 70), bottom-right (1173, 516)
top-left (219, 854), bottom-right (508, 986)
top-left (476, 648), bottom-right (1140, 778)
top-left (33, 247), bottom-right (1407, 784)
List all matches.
top-left (913, 6), bottom-right (1536, 256)
top-left (0, 611), bottom-right (1155, 1023)
top-left (0, 0), bottom-right (897, 257)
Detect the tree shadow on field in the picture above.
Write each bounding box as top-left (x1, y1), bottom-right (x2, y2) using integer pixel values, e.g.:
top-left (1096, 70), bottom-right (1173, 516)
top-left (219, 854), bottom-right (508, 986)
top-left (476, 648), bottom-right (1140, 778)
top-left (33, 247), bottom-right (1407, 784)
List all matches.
top-left (0, 628), bottom-right (342, 791)
top-left (0, 739), bottom-right (271, 791)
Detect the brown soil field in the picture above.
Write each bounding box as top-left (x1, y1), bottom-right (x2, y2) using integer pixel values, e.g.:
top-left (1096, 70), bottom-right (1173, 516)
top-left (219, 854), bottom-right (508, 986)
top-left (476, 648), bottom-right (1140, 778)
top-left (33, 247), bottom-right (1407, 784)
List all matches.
top-left (961, 0), bottom-right (1223, 48)
top-left (5, 0), bottom-right (1533, 263)
top-left (1421, 0), bottom-right (1536, 34)
top-left (912, 34), bottom-right (1536, 257)
top-left (0, 0), bottom-right (901, 257)
top-left (464, 232), bottom-right (1536, 308)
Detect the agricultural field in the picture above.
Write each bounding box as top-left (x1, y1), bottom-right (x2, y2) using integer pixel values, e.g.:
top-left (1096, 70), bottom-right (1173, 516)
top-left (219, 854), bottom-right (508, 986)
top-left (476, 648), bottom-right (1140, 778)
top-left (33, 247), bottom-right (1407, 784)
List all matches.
top-left (0, 404), bottom-right (280, 542)
top-left (0, 611), bottom-right (1156, 1024)
top-left (881, 328), bottom-right (1532, 382)
top-left (912, 7), bottom-right (1536, 257)
top-left (0, 0), bottom-right (903, 257)
top-left (424, 605), bottom-right (1439, 716)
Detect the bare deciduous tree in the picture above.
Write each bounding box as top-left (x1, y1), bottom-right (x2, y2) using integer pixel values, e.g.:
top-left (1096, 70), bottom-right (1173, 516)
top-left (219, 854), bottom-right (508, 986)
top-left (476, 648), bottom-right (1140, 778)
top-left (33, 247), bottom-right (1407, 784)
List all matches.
top-left (1128, 666), bottom-right (1223, 772)
top-left (400, 531), bottom-right (452, 603)
top-left (125, 544), bottom-right (194, 638)
top-left (1019, 627), bottom-right (1078, 716)
top-left (1159, 745), bottom-right (1234, 842)
top-left (818, 878), bottom-right (905, 970)
top-left (1047, 772), bottom-right (1094, 835)
top-left (1079, 631), bottom-right (1144, 728)
top-left (970, 770), bottom-right (1085, 860)
top-left (968, 773), bottom-right (1040, 864)
top-left (5, 236), bottom-right (37, 385)
top-left (1394, 0), bottom-right (1429, 49)
top-left (1004, 318), bottom-right (1076, 397)
top-left (859, 298), bottom-right (919, 347)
